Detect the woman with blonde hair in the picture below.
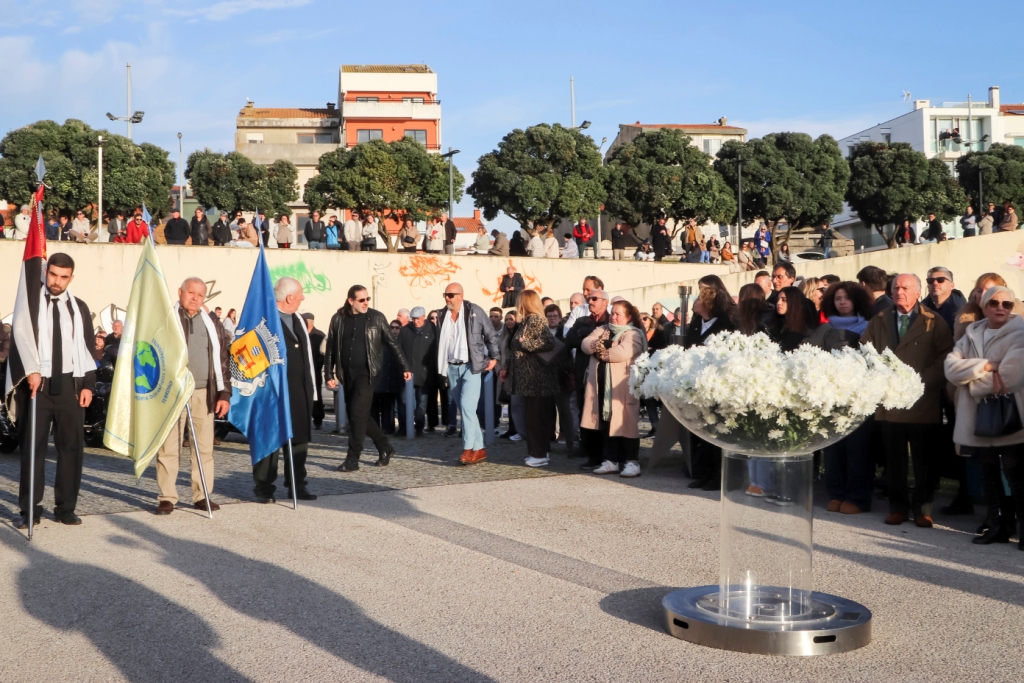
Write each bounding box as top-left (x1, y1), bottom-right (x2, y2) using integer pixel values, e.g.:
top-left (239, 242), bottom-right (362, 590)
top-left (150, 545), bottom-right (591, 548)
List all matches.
top-left (500, 290), bottom-right (558, 467)
top-left (953, 273), bottom-right (1024, 342)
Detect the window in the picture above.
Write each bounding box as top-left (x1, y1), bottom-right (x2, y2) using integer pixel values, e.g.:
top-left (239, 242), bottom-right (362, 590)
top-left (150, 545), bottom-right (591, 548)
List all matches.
top-left (357, 129), bottom-right (383, 143)
top-left (882, 133), bottom-right (891, 144)
top-left (402, 97), bottom-right (425, 104)
top-left (296, 133), bottom-right (333, 144)
top-left (1015, 138), bottom-right (1024, 147)
top-left (355, 97), bottom-right (379, 103)
top-left (246, 133), bottom-right (264, 144)
top-left (702, 138), bottom-right (722, 155)
top-left (404, 129), bottom-right (427, 144)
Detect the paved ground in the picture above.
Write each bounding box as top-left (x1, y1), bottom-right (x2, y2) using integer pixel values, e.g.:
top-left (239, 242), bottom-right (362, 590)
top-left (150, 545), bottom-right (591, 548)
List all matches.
top-left (2, 409), bottom-right (1023, 681)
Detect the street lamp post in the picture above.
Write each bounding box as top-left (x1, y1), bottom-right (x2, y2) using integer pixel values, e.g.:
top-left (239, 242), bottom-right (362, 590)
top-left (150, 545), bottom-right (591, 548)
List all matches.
top-left (105, 63), bottom-right (145, 140)
top-left (736, 159), bottom-right (743, 247)
top-left (177, 133), bottom-right (184, 214)
top-left (97, 136), bottom-right (104, 241)
top-left (441, 147), bottom-right (461, 216)
top-left (595, 136), bottom-right (608, 259)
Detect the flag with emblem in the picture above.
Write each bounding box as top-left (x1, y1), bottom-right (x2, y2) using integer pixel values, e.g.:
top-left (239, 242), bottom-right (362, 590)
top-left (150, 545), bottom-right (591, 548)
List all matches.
top-left (103, 239), bottom-right (195, 478)
top-left (227, 240), bottom-right (293, 465)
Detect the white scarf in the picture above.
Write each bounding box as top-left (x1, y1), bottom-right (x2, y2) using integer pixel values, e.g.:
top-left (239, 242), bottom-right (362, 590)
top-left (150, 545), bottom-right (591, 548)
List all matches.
top-left (174, 302), bottom-right (225, 392)
top-left (437, 304), bottom-right (468, 376)
top-left (37, 287), bottom-right (93, 379)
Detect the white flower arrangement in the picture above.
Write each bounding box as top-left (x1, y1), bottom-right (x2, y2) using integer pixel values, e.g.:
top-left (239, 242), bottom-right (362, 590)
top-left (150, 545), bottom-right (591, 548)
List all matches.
top-left (629, 332), bottom-right (924, 454)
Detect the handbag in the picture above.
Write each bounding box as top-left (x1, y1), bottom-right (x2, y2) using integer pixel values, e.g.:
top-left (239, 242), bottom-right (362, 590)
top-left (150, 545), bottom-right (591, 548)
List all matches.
top-left (536, 337), bottom-right (565, 366)
top-left (975, 371), bottom-right (1024, 437)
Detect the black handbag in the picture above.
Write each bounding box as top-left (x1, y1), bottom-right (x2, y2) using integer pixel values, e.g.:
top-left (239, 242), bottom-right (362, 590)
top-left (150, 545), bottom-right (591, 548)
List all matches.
top-left (975, 371), bottom-right (1023, 437)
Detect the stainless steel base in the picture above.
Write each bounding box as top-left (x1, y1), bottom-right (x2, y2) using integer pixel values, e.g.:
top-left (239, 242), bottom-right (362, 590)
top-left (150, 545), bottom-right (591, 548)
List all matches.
top-left (663, 586), bottom-right (871, 656)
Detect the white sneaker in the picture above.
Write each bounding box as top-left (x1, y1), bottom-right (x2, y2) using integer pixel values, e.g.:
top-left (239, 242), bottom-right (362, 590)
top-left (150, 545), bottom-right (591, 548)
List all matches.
top-left (525, 456), bottom-right (550, 468)
top-left (510, 434), bottom-right (522, 442)
top-left (593, 460), bottom-right (619, 475)
top-left (620, 461), bottom-right (641, 478)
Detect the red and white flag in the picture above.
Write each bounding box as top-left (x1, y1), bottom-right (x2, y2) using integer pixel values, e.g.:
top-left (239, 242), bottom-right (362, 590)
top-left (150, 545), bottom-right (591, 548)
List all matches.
top-left (4, 184), bottom-right (47, 411)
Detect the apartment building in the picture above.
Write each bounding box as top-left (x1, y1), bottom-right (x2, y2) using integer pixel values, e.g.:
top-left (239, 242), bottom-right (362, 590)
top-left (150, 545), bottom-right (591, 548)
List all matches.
top-left (605, 120), bottom-right (748, 160)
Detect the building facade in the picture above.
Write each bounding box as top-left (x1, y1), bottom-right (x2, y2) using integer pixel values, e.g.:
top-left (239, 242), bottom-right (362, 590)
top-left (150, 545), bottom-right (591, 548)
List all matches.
top-left (605, 120), bottom-right (748, 161)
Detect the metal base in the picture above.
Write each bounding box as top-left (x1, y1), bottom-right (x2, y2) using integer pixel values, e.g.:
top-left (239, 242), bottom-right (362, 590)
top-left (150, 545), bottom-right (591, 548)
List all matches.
top-left (663, 586), bottom-right (871, 656)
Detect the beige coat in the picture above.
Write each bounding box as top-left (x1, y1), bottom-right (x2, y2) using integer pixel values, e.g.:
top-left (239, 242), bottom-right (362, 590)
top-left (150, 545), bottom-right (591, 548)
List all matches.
top-left (580, 326), bottom-right (644, 438)
top-left (945, 315), bottom-right (1024, 448)
top-left (275, 220), bottom-right (293, 244)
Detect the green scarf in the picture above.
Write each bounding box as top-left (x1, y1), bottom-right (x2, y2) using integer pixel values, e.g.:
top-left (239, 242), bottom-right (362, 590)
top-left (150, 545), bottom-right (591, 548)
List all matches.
top-left (601, 324), bottom-right (645, 422)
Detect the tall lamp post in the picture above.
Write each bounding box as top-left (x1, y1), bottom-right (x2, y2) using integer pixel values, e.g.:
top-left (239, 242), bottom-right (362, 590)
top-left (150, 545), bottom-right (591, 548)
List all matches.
top-left (97, 136), bottom-right (104, 240)
top-left (440, 147), bottom-right (461, 216)
top-left (595, 136), bottom-right (608, 259)
top-left (177, 133), bottom-right (184, 214)
top-left (106, 63), bottom-right (144, 139)
top-left (736, 159), bottom-right (743, 247)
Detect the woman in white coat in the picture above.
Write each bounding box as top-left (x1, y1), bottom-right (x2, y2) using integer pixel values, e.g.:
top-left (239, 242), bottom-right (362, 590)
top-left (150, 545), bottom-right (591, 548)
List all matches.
top-left (945, 285), bottom-right (1024, 548)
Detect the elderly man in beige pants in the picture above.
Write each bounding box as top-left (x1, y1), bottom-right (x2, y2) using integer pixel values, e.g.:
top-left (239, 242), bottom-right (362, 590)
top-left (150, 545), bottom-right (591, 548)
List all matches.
top-left (154, 277), bottom-right (231, 515)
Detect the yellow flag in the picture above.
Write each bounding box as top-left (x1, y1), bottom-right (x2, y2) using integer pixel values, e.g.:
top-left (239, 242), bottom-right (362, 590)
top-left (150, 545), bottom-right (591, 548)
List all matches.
top-left (103, 239), bottom-right (194, 478)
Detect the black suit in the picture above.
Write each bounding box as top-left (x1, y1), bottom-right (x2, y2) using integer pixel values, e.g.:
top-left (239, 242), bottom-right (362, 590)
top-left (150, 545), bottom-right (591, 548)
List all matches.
top-left (309, 326), bottom-right (326, 428)
top-left (253, 312), bottom-right (315, 497)
top-left (686, 315), bottom-right (736, 487)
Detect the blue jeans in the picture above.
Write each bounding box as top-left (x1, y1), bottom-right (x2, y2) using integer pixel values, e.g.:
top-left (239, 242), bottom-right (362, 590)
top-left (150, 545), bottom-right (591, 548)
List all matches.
top-left (824, 419), bottom-right (874, 510)
top-left (700, 250), bottom-right (710, 263)
top-left (308, 241), bottom-right (322, 250)
top-left (398, 385), bottom-right (429, 431)
top-left (823, 245), bottom-right (832, 258)
top-left (448, 364), bottom-right (484, 451)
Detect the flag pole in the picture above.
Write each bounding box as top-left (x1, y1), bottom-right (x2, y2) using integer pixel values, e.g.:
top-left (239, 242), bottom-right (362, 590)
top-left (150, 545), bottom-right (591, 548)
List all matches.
top-left (27, 396), bottom-right (37, 540)
top-left (286, 439), bottom-right (298, 510)
top-left (185, 403), bottom-right (213, 519)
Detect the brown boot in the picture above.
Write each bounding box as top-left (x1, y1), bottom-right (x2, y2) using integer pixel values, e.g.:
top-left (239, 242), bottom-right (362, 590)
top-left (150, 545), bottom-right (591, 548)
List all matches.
top-left (459, 449), bottom-right (487, 465)
top-left (839, 502), bottom-right (862, 514)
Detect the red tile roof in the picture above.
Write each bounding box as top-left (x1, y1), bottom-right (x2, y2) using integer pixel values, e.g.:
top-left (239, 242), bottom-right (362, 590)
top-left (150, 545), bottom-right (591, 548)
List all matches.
top-left (630, 122), bottom-right (747, 132)
top-left (238, 107), bottom-right (337, 119)
top-left (1001, 104), bottom-right (1024, 115)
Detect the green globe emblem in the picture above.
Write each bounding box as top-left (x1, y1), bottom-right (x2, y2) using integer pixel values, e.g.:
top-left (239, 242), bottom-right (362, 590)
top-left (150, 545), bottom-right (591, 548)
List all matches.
top-left (134, 341), bottom-right (161, 395)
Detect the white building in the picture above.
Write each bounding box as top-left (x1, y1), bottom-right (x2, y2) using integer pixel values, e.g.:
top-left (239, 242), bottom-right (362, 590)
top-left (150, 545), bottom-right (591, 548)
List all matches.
top-left (605, 120), bottom-right (747, 161)
top-left (834, 86), bottom-right (1024, 248)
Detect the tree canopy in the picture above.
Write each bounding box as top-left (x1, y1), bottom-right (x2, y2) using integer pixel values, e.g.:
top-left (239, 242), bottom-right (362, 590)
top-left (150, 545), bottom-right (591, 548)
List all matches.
top-left (302, 137), bottom-right (462, 251)
top-left (955, 143), bottom-right (1024, 212)
top-left (603, 128), bottom-right (735, 233)
top-left (0, 118), bottom-right (175, 217)
top-left (468, 123), bottom-right (606, 234)
top-left (714, 132), bottom-right (849, 250)
top-left (845, 141), bottom-right (966, 247)
top-left (185, 150), bottom-right (298, 217)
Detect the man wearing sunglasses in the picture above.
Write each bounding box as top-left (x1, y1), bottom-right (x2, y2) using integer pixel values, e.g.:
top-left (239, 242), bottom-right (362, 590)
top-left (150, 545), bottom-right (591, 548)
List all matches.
top-left (436, 283), bottom-right (500, 464)
top-left (922, 267), bottom-right (966, 335)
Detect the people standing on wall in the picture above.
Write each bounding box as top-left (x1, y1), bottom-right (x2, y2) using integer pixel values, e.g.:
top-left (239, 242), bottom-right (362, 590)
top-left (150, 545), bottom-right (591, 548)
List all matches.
top-left (11, 204), bottom-right (31, 240)
top-left (650, 217), bottom-right (671, 261)
top-left (303, 312), bottom-right (326, 430)
top-left (425, 217), bottom-right (443, 254)
top-left (399, 219), bottom-right (420, 253)
top-left (610, 222), bottom-right (637, 261)
top-left (361, 213), bottom-right (380, 251)
top-left (189, 208), bottom-right (210, 246)
top-left (305, 210), bottom-right (326, 250)
top-left (210, 211), bottom-right (230, 246)
top-left (275, 214), bottom-right (294, 249)
top-left (443, 213), bottom-right (457, 255)
top-left (68, 210), bottom-right (96, 243)
top-left (573, 218), bottom-right (595, 258)
top-left (819, 222), bottom-right (835, 258)
top-left (105, 210), bottom-right (126, 243)
top-left (125, 209), bottom-right (149, 243)
top-left (960, 206), bottom-right (977, 237)
top-left (324, 215), bottom-right (341, 250)
top-left (344, 211), bottom-right (363, 251)
top-left (163, 209), bottom-right (190, 245)
top-left (999, 202), bottom-right (1019, 232)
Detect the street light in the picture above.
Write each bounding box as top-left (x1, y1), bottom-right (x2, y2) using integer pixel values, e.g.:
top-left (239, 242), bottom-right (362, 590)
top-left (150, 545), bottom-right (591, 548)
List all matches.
top-left (574, 120), bottom-right (591, 131)
top-left (177, 133), bottom-right (184, 214)
top-left (440, 147), bottom-right (461, 216)
top-left (105, 63), bottom-right (144, 138)
top-left (97, 136), bottom-right (104, 240)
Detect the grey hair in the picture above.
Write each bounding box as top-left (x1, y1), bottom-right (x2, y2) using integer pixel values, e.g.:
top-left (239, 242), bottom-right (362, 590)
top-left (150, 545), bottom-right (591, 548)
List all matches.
top-left (895, 273), bottom-right (922, 290)
top-left (274, 277), bottom-right (303, 301)
top-left (927, 266), bottom-right (953, 281)
top-left (180, 277), bottom-right (206, 292)
top-left (981, 285), bottom-right (1015, 308)
top-left (20, 204), bottom-right (30, 211)
top-left (398, 308), bottom-right (410, 317)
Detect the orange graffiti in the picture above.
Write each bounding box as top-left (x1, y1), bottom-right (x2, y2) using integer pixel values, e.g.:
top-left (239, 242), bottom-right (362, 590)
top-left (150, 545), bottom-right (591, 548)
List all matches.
top-left (480, 259), bottom-right (543, 304)
top-left (398, 254), bottom-right (462, 297)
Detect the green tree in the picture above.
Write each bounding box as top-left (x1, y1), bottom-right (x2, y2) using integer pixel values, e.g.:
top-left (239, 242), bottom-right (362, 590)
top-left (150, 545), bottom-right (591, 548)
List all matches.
top-left (185, 150), bottom-right (299, 217)
top-left (468, 123), bottom-right (606, 235)
top-left (714, 132), bottom-right (849, 253)
top-left (955, 143), bottom-right (1024, 212)
top-left (603, 128), bottom-right (735, 237)
top-left (846, 141), bottom-right (966, 247)
top-left (303, 138), bottom-right (462, 252)
top-left (0, 118), bottom-right (175, 218)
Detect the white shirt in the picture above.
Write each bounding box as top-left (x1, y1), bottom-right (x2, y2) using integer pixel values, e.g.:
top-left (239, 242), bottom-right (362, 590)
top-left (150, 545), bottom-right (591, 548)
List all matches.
top-left (701, 317), bottom-right (717, 335)
top-left (544, 236), bottom-right (560, 258)
top-left (343, 219), bottom-right (362, 242)
top-left (528, 234), bottom-right (545, 257)
top-left (438, 305), bottom-right (469, 374)
top-left (13, 213), bottom-right (31, 239)
top-left (46, 290), bottom-right (77, 374)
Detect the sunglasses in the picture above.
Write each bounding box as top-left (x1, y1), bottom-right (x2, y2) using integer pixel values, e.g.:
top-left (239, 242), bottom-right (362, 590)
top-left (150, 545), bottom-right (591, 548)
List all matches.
top-left (587, 296), bottom-right (605, 302)
top-left (354, 297), bottom-right (370, 303)
top-left (443, 292), bottom-right (461, 299)
top-left (986, 300), bottom-right (1014, 311)
top-left (926, 277), bottom-right (948, 285)
top-left (390, 324), bottom-right (401, 329)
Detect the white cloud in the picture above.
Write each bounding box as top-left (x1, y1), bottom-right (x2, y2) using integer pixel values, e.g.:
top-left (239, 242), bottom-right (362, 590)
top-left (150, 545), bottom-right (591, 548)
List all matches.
top-left (166, 0), bottom-right (312, 22)
top-left (62, 25), bottom-right (82, 34)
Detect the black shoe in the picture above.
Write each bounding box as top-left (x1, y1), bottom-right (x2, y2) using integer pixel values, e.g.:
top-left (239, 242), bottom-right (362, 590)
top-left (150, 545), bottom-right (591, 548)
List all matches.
top-left (499, 431), bottom-right (515, 439)
top-left (579, 461), bottom-right (601, 471)
top-left (941, 496), bottom-right (975, 516)
top-left (376, 448), bottom-right (395, 467)
top-left (688, 478), bottom-right (708, 489)
top-left (254, 494), bottom-right (276, 504)
top-left (424, 426), bottom-right (436, 433)
top-left (330, 429), bottom-right (341, 436)
top-left (313, 422), bottom-right (322, 430)
top-left (288, 488), bottom-right (318, 501)
top-left (339, 460), bottom-right (360, 472)
top-left (700, 479), bottom-right (720, 491)
top-left (646, 428), bottom-right (657, 438)
top-left (566, 448), bottom-right (583, 459)
top-left (15, 510), bottom-right (42, 529)
top-left (973, 523), bottom-right (1011, 545)
top-left (444, 426), bottom-right (458, 438)
top-left (54, 512), bottom-right (82, 526)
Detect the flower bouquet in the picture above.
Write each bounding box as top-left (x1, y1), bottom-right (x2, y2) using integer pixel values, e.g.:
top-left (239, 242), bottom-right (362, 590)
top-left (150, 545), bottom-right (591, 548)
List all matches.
top-left (630, 332), bottom-right (924, 456)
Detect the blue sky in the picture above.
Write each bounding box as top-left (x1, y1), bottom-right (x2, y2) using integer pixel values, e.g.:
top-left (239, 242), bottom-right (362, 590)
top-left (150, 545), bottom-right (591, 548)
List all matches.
top-left (2, 0), bottom-right (1020, 232)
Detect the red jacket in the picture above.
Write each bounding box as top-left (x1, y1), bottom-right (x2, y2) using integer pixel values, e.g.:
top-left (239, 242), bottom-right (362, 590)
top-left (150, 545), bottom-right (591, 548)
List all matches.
top-left (126, 218), bottom-right (149, 244)
top-left (572, 222), bottom-right (593, 241)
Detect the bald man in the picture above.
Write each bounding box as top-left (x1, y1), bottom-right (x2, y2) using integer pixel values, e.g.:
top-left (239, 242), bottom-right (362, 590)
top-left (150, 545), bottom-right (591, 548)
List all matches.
top-left (154, 277), bottom-right (231, 515)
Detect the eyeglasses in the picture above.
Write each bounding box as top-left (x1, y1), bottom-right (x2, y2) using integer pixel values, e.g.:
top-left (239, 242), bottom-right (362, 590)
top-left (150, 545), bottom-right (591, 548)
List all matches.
top-left (390, 325), bottom-right (402, 330)
top-left (443, 292), bottom-right (461, 299)
top-left (986, 300), bottom-right (1014, 311)
top-left (926, 277), bottom-right (948, 285)
top-left (587, 296), bottom-right (605, 302)
top-left (354, 297), bottom-right (370, 303)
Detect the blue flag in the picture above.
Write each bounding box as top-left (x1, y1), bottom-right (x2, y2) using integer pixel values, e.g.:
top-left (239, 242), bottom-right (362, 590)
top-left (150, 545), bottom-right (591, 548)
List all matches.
top-left (226, 242), bottom-right (293, 464)
top-left (141, 203), bottom-right (153, 237)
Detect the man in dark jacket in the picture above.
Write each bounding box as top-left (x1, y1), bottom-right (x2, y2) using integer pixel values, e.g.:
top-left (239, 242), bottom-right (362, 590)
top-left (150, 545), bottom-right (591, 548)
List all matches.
top-left (253, 278), bottom-right (319, 502)
top-left (610, 222), bottom-right (639, 260)
top-left (500, 266), bottom-right (525, 308)
top-left (303, 313), bottom-right (326, 430)
top-left (650, 217), bottom-right (671, 261)
top-left (857, 265), bottom-right (893, 316)
top-left (921, 266), bottom-right (966, 333)
top-left (256, 211), bottom-right (270, 247)
top-left (163, 209), bottom-right (190, 245)
top-left (924, 213), bottom-right (944, 242)
top-left (189, 208), bottom-right (210, 246)
top-left (154, 277), bottom-right (231, 515)
top-left (325, 285), bottom-right (410, 471)
top-left (211, 212), bottom-right (232, 246)
top-left (305, 211), bottom-right (326, 250)
top-left (563, 288), bottom-right (609, 468)
top-left (508, 230), bottom-right (528, 256)
top-left (443, 212), bottom-right (457, 255)
top-left (397, 307), bottom-right (437, 435)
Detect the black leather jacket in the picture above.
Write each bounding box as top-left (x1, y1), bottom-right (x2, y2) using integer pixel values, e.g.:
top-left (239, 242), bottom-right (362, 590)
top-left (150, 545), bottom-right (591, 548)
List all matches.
top-left (324, 308), bottom-right (408, 385)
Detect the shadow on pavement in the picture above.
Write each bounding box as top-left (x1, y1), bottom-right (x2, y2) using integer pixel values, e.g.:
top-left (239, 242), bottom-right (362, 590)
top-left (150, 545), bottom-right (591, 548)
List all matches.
top-left (0, 526), bottom-right (253, 683)
top-left (598, 587), bottom-right (678, 632)
top-left (108, 515), bottom-right (497, 683)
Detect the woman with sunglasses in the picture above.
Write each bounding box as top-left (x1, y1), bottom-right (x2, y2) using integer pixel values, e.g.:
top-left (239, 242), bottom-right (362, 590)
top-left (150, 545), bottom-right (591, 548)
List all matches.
top-left (953, 273), bottom-right (1024, 343)
top-left (69, 210), bottom-right (97, 243)
top-left (945, 286), bottom-right (1024, 547)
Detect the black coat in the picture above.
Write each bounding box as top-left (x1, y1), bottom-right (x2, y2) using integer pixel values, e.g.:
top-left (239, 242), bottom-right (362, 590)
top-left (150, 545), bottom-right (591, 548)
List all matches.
top-left (500, 273), bottom-right (525, 308)
top-left (305, 220), bottom-right (326, 243)
top-left (509, 232), bottom-right (528, 256)
top-left (611, 227), bottom-right (639, 250)
top-left (685, 315), bottom-right (736, 349)
top-left (190, 217), bottom-right (210, 245)
top-left (281, 313), bottom-right (314, 445)
top-left (651, 223), bottom-right (671, 255)
top-left (564, 312), bottom-right (608, 391)
top-left (894, 225), bottom-right (916, 245)
top-left (398, 322), bottom-right (438, 387)
top-left (309, 327), bottom-right (325, 389)
top-left (375, 343), bottom-right (405, 394)
top-left (444, 220), bottom-right (457, 244)
top-left (164, 217), bottom-right (190, 243)
top-left (324, 308), bottom-right (409, 386)
top-left (211, 219), bottom-right (232, 246)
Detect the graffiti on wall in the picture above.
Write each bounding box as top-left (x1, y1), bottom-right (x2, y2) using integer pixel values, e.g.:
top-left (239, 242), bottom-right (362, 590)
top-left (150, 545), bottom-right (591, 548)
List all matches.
top-left (268, 261), bottom-right (332, 294)
top-left (398, 255), bottom-right (462, 298)
top-left (478, 260), bottom-right (543, 304)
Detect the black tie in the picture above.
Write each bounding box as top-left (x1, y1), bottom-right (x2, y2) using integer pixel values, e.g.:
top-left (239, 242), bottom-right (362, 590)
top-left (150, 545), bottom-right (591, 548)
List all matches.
top-left (49, 299), bottom-right (63, 396)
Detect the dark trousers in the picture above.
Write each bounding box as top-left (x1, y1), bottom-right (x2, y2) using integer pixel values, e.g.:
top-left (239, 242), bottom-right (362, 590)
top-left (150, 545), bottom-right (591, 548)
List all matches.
top-left (580, 425), bottom-right (639, 466)
top-left (312, 392), bottom-right (325, 428)
top-left (524, 395), bottom-right (555, 458)
top-left (371, 392), bottom-right (396, 434)
top-left (976, 446), bottom-right (1023, 526)
top-left (18, 374), bottom-right (84, 517)
top-left (881, 422), bottom-right (933, 516)
top-left (252, 441), bottom-right (308, 497)
top-left (426, 383), bottom-right (448, 428)
top-left (691, 436), bottom-right (721, 485)
top-left (823, 419), bottom-right (874, 511)
top-left (398, 385), bottom-right (429, 431)
top-left (554, 391), bottom-right (574, 446)
top-left (344, 376), bottom-right (392, 463)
